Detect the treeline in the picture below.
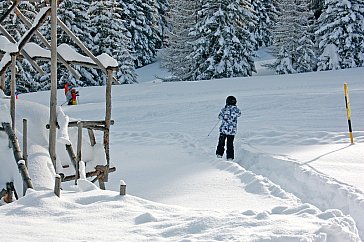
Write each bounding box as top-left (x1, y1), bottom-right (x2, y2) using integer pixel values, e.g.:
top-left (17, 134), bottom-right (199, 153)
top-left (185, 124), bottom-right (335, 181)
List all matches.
top-left (0, 0), bottom-right (363, 93)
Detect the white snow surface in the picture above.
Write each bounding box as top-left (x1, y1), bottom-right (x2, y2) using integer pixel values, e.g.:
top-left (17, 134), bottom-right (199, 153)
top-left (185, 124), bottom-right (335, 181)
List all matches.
top-left (1, 50), bottom-right (364, 241)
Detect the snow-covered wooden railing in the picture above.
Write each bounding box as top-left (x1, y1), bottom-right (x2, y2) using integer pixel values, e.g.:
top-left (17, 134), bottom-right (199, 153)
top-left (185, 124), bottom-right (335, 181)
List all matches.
top-left (46, 119), bottom-right (116, 189)
top-left (1, 1), bottom-right (118, 191)
top-left (23, 42), bottom-right (118, 71)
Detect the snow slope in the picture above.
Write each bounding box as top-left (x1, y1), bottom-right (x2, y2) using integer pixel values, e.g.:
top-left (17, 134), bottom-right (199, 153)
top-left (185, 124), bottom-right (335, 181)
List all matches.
top-left (0, 58), bottom-right (364, 241)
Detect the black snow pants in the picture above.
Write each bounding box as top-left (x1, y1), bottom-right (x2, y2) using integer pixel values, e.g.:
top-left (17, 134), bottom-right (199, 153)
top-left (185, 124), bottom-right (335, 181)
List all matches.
top-left (216, 133), bottom-right (235, 160)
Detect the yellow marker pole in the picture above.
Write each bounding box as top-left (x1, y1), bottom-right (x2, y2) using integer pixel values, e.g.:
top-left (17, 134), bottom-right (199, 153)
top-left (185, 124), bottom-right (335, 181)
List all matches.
top-left (344, 83), bottom-right (354, 144)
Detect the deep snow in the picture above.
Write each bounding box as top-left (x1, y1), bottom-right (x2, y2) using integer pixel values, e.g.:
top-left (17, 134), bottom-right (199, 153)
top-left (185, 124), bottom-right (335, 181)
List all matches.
top-left (0, 51), bottom-right (364, 241)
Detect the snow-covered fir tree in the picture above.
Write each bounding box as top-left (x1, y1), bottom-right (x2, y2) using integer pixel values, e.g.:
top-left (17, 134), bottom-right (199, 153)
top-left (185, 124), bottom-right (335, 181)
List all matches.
top-left (58, 0), bottom-right (95, 88)
top-left (117, 0), bottom-right (160, 68)
top-left (88, 0), bottom-right (136, 84)
top-left (0, 1), bottom-right (40, 93)
top-left (161, 0), bottom-right (200, 79)
top-left (315, 0), bottom-right (364, 71)
top-left (270, 0), bottom-right (316, 74)
top-left (164, 0), bottom-right (257, 81)
top-left (252, 0), bottom-right (279, 48)
top-left (155, 0), bottom-right (170, 48)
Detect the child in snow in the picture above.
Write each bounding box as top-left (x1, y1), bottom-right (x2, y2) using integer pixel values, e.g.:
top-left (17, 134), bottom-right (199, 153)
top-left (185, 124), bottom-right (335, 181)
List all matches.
top-left (216, 96), bottom-right (241, 161)
top-left (65, 85), bottom-right (79, 105)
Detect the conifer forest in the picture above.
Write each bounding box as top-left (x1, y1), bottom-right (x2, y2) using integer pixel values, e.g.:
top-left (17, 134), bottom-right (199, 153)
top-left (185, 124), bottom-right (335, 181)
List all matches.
top-left (0, 0), bottom-right (363, 93)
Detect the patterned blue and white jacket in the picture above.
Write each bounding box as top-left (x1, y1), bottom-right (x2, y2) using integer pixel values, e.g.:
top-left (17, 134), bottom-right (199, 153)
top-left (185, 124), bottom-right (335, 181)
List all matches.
top-left (218, 105), bottom-right (241, 135)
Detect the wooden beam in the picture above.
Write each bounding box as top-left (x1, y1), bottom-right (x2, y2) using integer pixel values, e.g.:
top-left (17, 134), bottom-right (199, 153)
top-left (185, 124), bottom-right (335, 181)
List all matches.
top-left (49, 0), bottom-right (57, 171)
top-left (17, 7), bottom-right (51, 50)
top-left (54, 174), bottom-right (61, 197)
top-left (45, 120), bottom-right (114, 129)
top-left (0, 72), bottom-right (5, 91)
top-left (103, 69), bottom-right (113, 182)
top-left (87, 128), bottom-right (96, 147)
top-left (22, 118), bottom-right (28, 196)
top-left (0, 24), bottom-right (44, 75)
top-left (68, 120), bottom-right (114, 126)
top-left (10, 54), bottom-right (16, 131)
top-left (65, 144), bottom-right (77, 169)
top-left (2, 122), bottom-right (34, 190)
top-left (14, 7), bottom-right (82, 79)
top-left (57, 17), bottom-right (108, 73)
top-left (61, 166), bottom-right (116, 182)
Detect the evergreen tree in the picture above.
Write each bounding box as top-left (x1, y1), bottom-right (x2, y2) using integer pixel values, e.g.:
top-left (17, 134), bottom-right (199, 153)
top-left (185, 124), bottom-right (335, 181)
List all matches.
top-left (164, 0), bottom-right (257, 81)
top-left (315, 0), bottom-right (364, 71)
top-left (155, 0), bottom-right (170, 48)
top-left (0, 1), bottom-right (40, 93)
top-left (88, 0), bottom-right (136, 84)
top-left (270, 0), bottom-right (316, 74)
top-left (58, 0), bottom-right (95, 88)
top-left (161, 0), bottom-right (200, 79)
top-left (252, 0), bottom-right (278, 48)
top-left (118, 0), bottom-right (160, 68)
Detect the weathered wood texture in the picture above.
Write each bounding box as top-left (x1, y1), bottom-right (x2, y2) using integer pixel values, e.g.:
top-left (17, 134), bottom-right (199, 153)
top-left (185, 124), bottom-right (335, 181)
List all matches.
top-left (14, 7), bottom-right (81, 79)
top-left (10, 54), bottom-right (16, 130)
top-left (54, 175), bottom-right (61, 197)
top-left (49, 0), bottom-right (57, 171)
top-left (60, 166), bottom-right (116, 182)
top-left (2, 122), bottom-right (34, 190)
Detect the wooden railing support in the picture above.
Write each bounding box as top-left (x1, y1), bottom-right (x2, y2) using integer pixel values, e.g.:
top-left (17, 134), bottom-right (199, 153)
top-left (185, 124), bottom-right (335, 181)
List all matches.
top-left (2, 122), bottom-right (33, 191)
top-left (54, 174), bottom-right (61, 197)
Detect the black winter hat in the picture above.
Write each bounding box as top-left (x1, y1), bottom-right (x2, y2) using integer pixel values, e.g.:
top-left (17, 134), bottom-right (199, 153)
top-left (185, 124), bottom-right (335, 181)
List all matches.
top-left (226, 96), bottom-right (237, 105)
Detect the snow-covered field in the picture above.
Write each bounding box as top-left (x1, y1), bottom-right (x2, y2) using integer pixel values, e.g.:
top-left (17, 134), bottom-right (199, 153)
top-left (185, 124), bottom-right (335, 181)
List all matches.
top-left (1, 52), bottom-right (364, 241)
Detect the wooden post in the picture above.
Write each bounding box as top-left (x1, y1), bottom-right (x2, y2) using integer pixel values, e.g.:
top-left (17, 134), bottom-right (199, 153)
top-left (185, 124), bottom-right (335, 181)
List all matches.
top-left (49, 0), bottom-right (58, 171)
top-left (2, 122), bottom-right (34, 190)
top-left (344, 83), bottom-right (354, 144)
top-left (87, 128), bottom-right (96, 146)
top-left (65, 144), bottom-right (77, 169)
top-left (23, 119), bottom-right (28, 195)
top-left (120, 180), bottom-right (126, 196)
top-left (22, 119), bottom-right (28, 166)
top-left (75, 121), bottom-right (82, 185)
top-left (103, 69), bottom-right (113, 182)
top-left (0, 72), bottom-right (5, 91)
top-left (10, 54), bottom-right (17, 131)
top-left (54, 174), bottom-right (61, 197)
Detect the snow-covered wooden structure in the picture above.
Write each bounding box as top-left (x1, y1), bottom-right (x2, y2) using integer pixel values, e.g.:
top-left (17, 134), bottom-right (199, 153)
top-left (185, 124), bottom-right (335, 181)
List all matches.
top-left (0, 0), bottom-right (118, 196)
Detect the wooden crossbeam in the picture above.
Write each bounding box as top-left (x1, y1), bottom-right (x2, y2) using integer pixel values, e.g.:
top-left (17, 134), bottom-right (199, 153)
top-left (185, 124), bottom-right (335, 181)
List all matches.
top-left (60, 166), bottom-right (116, 182)
top-left (14, 7), bottom-right (81, 79)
